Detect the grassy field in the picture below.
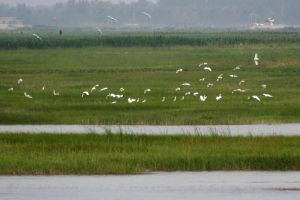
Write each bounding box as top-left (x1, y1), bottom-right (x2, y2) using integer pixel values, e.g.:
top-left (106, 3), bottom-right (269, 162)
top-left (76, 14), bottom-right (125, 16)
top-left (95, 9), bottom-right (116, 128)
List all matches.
top-left (0, 32), bottom-right (299, 125)
top-left (0, 134), bottom-right (299, 175)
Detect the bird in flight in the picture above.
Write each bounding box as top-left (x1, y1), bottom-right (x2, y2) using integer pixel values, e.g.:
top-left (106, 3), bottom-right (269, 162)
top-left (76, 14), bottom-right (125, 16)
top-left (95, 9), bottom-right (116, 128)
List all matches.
top-left (254, 53), bottom-right (260, 66)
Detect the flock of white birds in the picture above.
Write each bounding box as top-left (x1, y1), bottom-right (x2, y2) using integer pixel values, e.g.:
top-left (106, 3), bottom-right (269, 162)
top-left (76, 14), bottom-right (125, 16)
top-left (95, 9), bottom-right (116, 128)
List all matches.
top-left (7, 53), bottom-right (273, 105)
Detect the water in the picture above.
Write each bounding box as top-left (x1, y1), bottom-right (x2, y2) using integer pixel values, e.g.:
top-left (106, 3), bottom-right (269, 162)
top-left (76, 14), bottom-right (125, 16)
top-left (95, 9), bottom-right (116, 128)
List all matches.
top-left (0, 124), bottom-right (299, 135)
top-left (1, 172), bottom-right (300, 200)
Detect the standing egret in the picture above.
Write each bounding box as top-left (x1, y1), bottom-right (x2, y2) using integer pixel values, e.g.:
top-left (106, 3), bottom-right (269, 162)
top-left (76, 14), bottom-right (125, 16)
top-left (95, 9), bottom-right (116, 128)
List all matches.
top-left (24, 92), bottom-right (32, 99)
top-left (42, 85), bottom-right (46, 91)
top-left (96, 27), bottom-right (103, 34)
top-left (120, 88), bottom-right (125, 92)
top-left (128, 98), bottom-right (136, 104)
top-left (185, 92), bottom-right (191, 96)
top-left (162, 97), bottom-right (166, 102)
top-left (216, 94), bottom-right (222, 101)
top-left (181, 96), bottom-right (185, 101)
top-left (254, 53), bottom-right (260, 66)
top-left (173, 96), bottom-right (177, 102)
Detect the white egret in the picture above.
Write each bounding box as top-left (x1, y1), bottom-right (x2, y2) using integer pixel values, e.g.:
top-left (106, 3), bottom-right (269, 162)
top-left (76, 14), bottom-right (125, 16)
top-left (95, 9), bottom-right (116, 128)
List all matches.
top-left (254, 53), bottom-right (260, 66)
top-left (261, 84), bottom-right (267, 89)
top-left (193, 92), bottom-right (199, 96)
top-left (229, 74), bottom-right (238, 78)
top-left (53, 90), bottom-right (60, 96)
top-left (173, 96), bottom-right (177, 102)
top-left (42, 85), bottom-right (46, 91)
top-left (216, 94), bottom-right (222, 101)
top-left (8, 88), bottom-right (14, 92)
top-left (239, 80), bottom-right (245, 86)
top-left (199, 78), bottom-right (206, 82)
top-left (24, 92), bottom-right (32, 99)
top-left (100, 87), bottom-right (108, 92)
top-left (128, 98), bottom-right (136, 104)
top-left (82, 91), bottom-right (90, 98)
top-left (185, 92), bottom-right (191, 96)
top-left (200, 95), bottom-right (207, 102)
top-left (252, 95), bottom-right (261, 102)
top-left (181, 83), bottom-right (191, 86)
top-left (144, 89), bottom-right (151, 94)
top-left (199, 62), bottom-right (208, 67)
top-left (91, 84), bottom-right (99, 93)
top-left (176, 68), bottom-right (183, 74)
top-left (120, 88), bottom-right (125, 92)
top-left (207, 83), bottom-right (214, 88)
top-left (32, 33), bottom-right (42, 41)
top-left (233, 66), bottom-right (241, 71)
top-left (175, 87), bottom-right (181, 92)
top-left (107, 16), bottom-right (118, 22)
top-left (96, 27), bottom-right (103, 34)
top-left (216, 74), bottom-right (223, 82)
top-left (232, 89), bottom-right (248, 94)
top-left (142, 99), bottom-right (147, 103)
top-left (204, 67), bottom-right (212, 72)
top-left (142, 12), bottom-right (152, 19)
top-left (111, 101), bottom-right (117, 104)
top-left (162, 97), bottom-right (166, 102)
top-left (17, 78), bottom-right (23, 85)
top-left (263, 93), bottom-right (273, 98)
top-left (181, 96), bottom-right (185, 101)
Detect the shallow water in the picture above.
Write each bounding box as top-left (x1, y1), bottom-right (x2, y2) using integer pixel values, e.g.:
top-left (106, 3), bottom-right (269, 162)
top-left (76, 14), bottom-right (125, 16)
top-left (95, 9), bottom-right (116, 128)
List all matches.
top-left (1, 172), bottom-right (300, 200)
top-left (0, 124), bottom-right (299, 135)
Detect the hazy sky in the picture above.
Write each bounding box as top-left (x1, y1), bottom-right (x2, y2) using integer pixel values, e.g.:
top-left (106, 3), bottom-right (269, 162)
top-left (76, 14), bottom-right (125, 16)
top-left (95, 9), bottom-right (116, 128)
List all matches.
top-left (0, 0), bottom-right (156, 6)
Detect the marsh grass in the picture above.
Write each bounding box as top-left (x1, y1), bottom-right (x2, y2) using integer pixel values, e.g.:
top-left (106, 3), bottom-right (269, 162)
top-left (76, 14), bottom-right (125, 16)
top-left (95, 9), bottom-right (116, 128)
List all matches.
top-left (0, 134), bottom-right (299, 175)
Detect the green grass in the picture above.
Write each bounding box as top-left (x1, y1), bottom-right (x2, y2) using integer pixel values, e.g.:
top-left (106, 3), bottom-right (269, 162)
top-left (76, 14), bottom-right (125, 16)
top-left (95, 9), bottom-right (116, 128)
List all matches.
top-left (0, 32), bottom-right (299, 125)
top-left (0, 134), bottom-right (299, 175)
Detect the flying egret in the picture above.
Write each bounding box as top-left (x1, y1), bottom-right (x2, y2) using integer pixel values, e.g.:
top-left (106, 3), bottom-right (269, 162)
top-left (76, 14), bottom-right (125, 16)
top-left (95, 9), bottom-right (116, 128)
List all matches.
top-left (229, 74), bottom-right (238, 78)
top-left (263, 93), bottom-right (273, 98)
top-left (252, 95), bottom-right (261, 102)
top-left (120, 88), bottom-right (125, 92)
top-left (193, 92), bottom-right (199, 96)
top-left (216, 74), bottom-right (223, 82)
top-left (82, 91), bottom-right (90, 98)
top-left (128, 98), bottom-right (136, 104)
top-left (204, 67), bottom-right (212, 72)
top-left (17, 78), bottom-right (23, 85)
top-left (91, 84), bottom-right (99, 93)
top-left (24, 92), bottom-right (32, 99)
top-left (142, 11), bottom-right (152, 19)
top-left (176, 68), bottom-right (183, 74)
top-left (162, 97), bottom-right (166, 102)
top-left (107, 16), bottom-right (118, 22)
top-left (8, 88), bottom-right (14, 92)
top-left (100, 87), bottom-right (108, 92)
top-left (233, 66), bottom-right (241, 71)
top-left (175, 87), bottom-right (181, 92)
top-left (181, 96), bottom-right (185, 101)
top-left (200, 95), bottom-right (207, 102)
top-left (199, 62), bottom-right (208, 67)
top-left (261, 84), bottom-right (267, 89)
top-left (199, 78), bottom-right (206, 82)
top-left (111, 101), bottom-right (117, 104)
top-left (216, 94), bottom-right (222, 101)
top-left (53, 90), bottom-right (60, 96)
top-left (185, 91), bottom-right (191, 96)
top-left (254, 53), bottom-right (260, 66)
top-left (207, 83), bottom-right (214, 88)
top-left (232, 89), bottom-right (248, 94)
top-left (239, 80), bottom-right (245, 86)
top-left (181, 83), bottom-right (191, 86)
top-left (96, 27), bottom-right (103, 34)
top-left (32, 33), bottom-right (42, 41)
top-left (144, 89), bottom-right (151, 94)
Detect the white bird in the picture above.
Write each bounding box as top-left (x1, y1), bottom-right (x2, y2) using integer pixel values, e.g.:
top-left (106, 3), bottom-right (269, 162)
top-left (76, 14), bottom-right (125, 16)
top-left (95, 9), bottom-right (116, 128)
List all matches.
top-left (120, 88), bottom-right (125, 92)
top-left (200, 95), bottom-right (207, 102)
top-left (107, 16), bottom-right (118, 22)
top-left (175, 87), bottom-right (181, 92)
top-left (193, 92), bottom-right (199, 97)
top-left (96, 27), bottom-right (103, 34)
top-left (252, 95), bottom-right (261, 102)
top-left (17, 78), bottom-right (23, 85)
top-left (142, 99), bottom-right (147, 103)
top-left (199, 78), bottom-right (206, 82)
top-left (24, 92), bottom-right (32, 99)
top-left (239, 80), bottom-right (245, 86)
top-left (261, 84), bottom-right (267, 89)
top-left (185, 92), bottom-right (191, 96)
top-left (232, 89), bottom-right (248, 94)
top-left (162, 97), bottom-right (166, 102)
top-left (181, 83), bottom-right (191, 86)
top-left (128, 98), bottom-right (137, 104)
top-left (216, 94), bottom-right (222, 101)
top-left (199, 62), bottom-right (208, 67)
top-left (8, 88), bottom-right (14, 92)
top-left (233, 66), bottom-right (241, 71)
top-left (111, 101), bottom-right (117, 104)
top-left (229, 74), bottom-right (238, 78)
top-left (181, 96), bottom-right (185, 101)
top-left (204, 67), bottom-right (212, 72)
top-left (176, 68), bottom-right (183, 74)
top-left (173, 96), bottom-right (177, 102)
top-left (142, 11), bottom-right (152, 19)
top-left (207, 83), bottom-right (214, 88)
top-left (216, 74), bottom-right (223, 82)
top-left (42, 85), bottom-right (46, 91)
top-left (32, 33), bottom-right (42, 41)
top-left (82, 91), bottom-right (90, 98)
top-left (144, 89), bottom-right (151, 94)
top-left (100, 87), bottom-right (108, 92)
top-left (91, 84), bottom-right (99, 93)
top-left (263, 93), bottom-right (273, 98)
top-left (254, 53), bottom-right (260, 66)
top-left (53, 90), bottom-right (60, 96)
